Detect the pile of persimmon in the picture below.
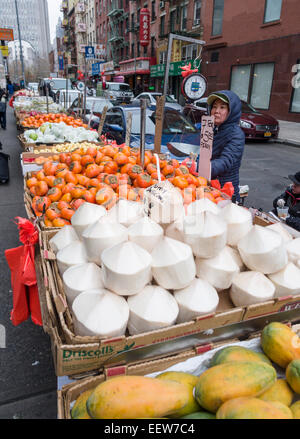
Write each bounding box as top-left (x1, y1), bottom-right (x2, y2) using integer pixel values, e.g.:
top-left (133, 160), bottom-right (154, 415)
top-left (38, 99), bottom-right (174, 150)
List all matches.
top-left (21, 113), bottom-right (88, 129)
top-left (25, 143), bottom-right (228, 228)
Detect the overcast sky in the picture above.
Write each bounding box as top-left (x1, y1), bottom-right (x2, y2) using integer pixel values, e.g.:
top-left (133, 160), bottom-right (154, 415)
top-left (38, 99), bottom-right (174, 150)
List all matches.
top-left (48, 0), bottom-right (63, 42)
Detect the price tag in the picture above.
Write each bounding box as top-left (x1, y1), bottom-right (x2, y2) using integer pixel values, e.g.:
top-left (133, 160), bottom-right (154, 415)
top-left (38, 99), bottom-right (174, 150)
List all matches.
top-left (198, 115), bottom-right (214, 181)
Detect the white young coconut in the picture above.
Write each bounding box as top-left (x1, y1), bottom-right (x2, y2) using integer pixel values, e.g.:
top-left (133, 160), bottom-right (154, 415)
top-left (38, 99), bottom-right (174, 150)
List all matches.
top-left (286, 237), bottom-right (300, 263)
top-left (127, 285), bottom-right (179, 335)
top-left (219, 202), bottom-right (253, 247)
top-left (165, 217), bottom-right (185, 242)
top-left (151, 236), bottom-right (196, 290)
top-left (182, 211), bottom-right (227, 259)
top-left (226, 245), bottom-right (246, 272)
top-left (195, 246), bottom-right (240, 291)
top-left (229, 271), bottom-right (276, 307)
top-left (267, 262), bottom-right (300, 298)
top-left (237, 225), bottom-right (288, 274)
top-left (128, 217), bottom-right (164, 253)
top-left (186, 198), bottom-right (220, 216)
top-left (82, 217), bottom-right (128, 265)
top-left (63, 262), bottom-right (104, 305)
top-left (72, 288), bottom-right (129, 338)
top-left (267, 223), bottom-right (293, 244)
top-left (101, 241), bottom-right (152, 296)
top-left (71, 202), bottom-right (107, 238)
top-left (106, 199), bottom-right (144, 227)
top-left (143, 180), bottom-right (184, 225)
top-left (49, 225), bottom-right (79, 253)
top-left (56, 240), bottom-right (88, 276)
top-left (174, 278), bottom-right (219, 324)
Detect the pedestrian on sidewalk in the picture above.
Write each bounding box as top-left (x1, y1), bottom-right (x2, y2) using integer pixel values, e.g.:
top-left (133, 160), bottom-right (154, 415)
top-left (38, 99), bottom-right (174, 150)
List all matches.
top-left (200, 90), bottom-right (245, 202)
top-left (0, 87), bottom-right (8, 130)
top-left (273, 171), bottom-right (300, 231)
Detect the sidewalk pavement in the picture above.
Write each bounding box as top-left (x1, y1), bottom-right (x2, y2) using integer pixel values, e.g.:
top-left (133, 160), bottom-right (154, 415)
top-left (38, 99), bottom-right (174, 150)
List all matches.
top-left (276, 120), bottom-right (300, 147)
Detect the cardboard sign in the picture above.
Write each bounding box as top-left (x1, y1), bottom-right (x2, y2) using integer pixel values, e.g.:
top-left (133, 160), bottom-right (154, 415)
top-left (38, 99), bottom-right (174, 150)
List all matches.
top-left (154, 95), bottom-right (165, 154)
top-left (98, 105), bottom-right (109, 136)
top-left (125, 112), bottom-right (132, 146)
top-left (198, 115), bottom-right (214, 180)
top-left (0, 28), bottom-right (14, 41)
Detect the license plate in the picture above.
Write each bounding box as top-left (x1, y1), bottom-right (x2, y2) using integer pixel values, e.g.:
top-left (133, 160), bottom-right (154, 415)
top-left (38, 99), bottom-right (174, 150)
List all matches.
top-left (264, 131), bottom-right (272, 137)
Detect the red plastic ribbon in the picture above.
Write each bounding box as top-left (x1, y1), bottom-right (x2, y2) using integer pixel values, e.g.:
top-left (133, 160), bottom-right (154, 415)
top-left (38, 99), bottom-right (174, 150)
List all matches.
top-left (5, 218), bottom-right (42, 326)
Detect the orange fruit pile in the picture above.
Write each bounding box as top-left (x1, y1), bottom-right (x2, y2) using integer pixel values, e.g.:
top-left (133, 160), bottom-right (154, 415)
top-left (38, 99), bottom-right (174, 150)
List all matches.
top-left (26, 143), bottom-right (228, 228)
top-left (22, 113), bottom-right (88, 129)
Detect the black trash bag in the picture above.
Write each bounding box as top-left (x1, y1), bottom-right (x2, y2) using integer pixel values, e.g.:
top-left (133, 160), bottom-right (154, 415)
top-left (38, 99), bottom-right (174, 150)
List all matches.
top-left (0, 143), bottom-right (10, 183)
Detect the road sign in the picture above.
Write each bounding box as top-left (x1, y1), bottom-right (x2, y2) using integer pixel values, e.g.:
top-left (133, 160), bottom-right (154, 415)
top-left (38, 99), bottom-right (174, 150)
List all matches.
top-left (85, 46), bottom-right (95, 60)
top-left (58, 55), bottom-right (64, 71)
top-left (0, 28), bottom-right (14, 41)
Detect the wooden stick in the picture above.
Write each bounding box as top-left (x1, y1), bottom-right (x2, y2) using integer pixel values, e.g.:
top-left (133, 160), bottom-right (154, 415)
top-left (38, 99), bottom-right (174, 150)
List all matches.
top-left (125, 112), bottom-right (132, 146)
top-left (98, 105), bottom-right (108, 136)
top-left (154, 95), bottom-right (165, 154)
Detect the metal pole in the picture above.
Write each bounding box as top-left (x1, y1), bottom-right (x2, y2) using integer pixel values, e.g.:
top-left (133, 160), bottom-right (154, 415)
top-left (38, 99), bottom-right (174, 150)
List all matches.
top-left (140, 98), bottom-right (147, 168)
top-left (84, 57), bottom-right (87, 118)
top-left (14, 0), bottom-right (26, 87)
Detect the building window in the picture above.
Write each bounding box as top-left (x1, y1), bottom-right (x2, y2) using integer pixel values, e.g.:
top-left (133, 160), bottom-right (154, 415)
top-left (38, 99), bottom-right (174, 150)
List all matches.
top-left (193, 0), bottom-right (201, 26)
top-left (151, 36), bottom-right (155, 57)
top-left (170, 9), bottom-right (176, 32)
top-left (181, 5), bottom-right (187, 30)
top-left (263, 0), bottom-right (282, 23)
top-left (212, 0), bottom-right (224, 36)
top-left (230, 62), bottom-right (275, 110)
top-left (290, 63), bottom-right (300, 113)
top-left (137, 42), bottom-right (140, 57)
top-left (160, 15), bottom-right (165, 36)
top-left (159, 51), bottom-right (166, 64)
top-left (131, 42), bottom-right (135, 58)
top-left (151, 1), bottom-right (156, 21)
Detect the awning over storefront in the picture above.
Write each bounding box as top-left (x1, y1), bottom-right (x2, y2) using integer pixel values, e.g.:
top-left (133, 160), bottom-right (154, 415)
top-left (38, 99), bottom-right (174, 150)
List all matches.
top-left (119, 57), bottom-right (151, 76)
top-left (150, 59), bottom-right (201, 77)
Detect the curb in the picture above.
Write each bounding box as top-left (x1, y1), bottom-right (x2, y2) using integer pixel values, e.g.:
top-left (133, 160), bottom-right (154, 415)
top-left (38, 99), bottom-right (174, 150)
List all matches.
top-left (271, 138), bottom-right (300, 148)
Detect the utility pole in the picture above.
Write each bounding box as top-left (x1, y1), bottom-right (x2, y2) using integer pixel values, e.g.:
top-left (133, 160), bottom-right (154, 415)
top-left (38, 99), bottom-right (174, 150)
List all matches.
top-left (14, 0), bottom-right (26, 86)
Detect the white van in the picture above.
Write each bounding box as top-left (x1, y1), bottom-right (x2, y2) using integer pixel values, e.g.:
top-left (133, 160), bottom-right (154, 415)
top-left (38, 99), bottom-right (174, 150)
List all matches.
top-left (98, 82), bottom-right (134, 104)
top-left (57, 89), bottom-right (82, 109)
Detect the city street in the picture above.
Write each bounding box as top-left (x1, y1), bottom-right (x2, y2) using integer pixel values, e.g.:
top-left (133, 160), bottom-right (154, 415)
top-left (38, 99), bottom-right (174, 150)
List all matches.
top-left (0, 107), bottom-right (299, 419)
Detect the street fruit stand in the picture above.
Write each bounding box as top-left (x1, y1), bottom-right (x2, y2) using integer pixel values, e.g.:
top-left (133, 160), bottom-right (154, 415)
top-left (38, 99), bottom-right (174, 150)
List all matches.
top-left (9, 90), bottom-right (300, 420)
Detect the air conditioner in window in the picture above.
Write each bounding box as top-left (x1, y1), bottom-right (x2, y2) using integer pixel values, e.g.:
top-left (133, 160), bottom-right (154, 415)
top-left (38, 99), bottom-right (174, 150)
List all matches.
top-left (193, 18), bottom-right (201, 26)
top-left (160, 1), bottom-right (165, 9)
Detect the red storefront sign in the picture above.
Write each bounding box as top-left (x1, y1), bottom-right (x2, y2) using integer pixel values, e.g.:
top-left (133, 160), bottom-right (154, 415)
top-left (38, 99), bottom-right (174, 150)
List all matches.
top-left (140, 8), bottom-right (150, 47)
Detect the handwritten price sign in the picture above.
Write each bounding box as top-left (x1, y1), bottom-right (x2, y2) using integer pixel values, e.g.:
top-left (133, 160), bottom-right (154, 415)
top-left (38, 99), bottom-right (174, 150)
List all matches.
top-left (198, 115), bottom-right (214, 180)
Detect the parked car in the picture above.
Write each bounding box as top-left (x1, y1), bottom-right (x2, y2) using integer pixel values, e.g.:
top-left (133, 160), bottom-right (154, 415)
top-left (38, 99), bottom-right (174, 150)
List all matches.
top-left (183, 98), bottom-right (279, 140)
top-left (27, 82), bottom-right (39, 93)
top-left (99, 82), bottom-right (134, 105)
top-left (68, 96), bottom-right (113, 124)
top-left (57, 89), bottom-right (82, 109)
top-left (38, 77), bottom-right (73, 102)
top-left (133, 92), bottom-right (183, 111)
top-left (90, 106), bottom-right (201, 159)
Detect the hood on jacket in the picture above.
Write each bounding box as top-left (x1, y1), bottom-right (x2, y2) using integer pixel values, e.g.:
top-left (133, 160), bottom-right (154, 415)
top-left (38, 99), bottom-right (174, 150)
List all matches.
top-left (208, 90), bottom-right (242, 127)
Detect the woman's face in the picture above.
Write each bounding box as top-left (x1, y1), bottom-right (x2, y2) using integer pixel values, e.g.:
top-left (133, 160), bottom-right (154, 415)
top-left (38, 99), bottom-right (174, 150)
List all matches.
top-left (292, 183), bottom-right (300, 194)
top-left (211, 98), bottom-right (229, 126)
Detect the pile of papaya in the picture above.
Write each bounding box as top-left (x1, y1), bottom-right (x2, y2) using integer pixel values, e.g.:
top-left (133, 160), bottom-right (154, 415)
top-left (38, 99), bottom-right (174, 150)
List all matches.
top-left (71, 322), bottom-right (300, 419)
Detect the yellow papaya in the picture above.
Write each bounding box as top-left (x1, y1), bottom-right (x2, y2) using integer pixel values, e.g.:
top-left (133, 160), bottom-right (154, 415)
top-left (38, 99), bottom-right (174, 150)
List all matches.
top-left (86, 375), bottom-right (191, 419)
top-left (268, 401), bottom-right (294, 418)
top-left (261, 322), bottom-right (300, 368)
top-left (210, 345), bottom-right (272, 367)
top-left (286, 359), bottom-right (300, 394)
top-left (258, 379), bottom-right (294, 406)
top-left (195, 361), bottom-right (277, 413)
top-left (290, 400), bottom-right (300, 419)
top-left (156, 371), bottom-right (201, 417)
top-left (216, 397), bottom-right (293, 419)
top-left (71, 389), bottom-right (93, 419)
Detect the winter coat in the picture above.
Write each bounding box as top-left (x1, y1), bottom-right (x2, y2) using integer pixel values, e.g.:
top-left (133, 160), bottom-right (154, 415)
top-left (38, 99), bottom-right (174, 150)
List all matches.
top-left (208, 90), bottom-right (245, 201)
top-left (273, 185), bottom-right (300, 232)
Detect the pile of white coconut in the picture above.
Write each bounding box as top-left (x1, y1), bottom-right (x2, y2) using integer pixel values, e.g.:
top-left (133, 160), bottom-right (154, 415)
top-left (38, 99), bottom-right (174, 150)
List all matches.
top-left (49, 185), bottom-right (300, 339)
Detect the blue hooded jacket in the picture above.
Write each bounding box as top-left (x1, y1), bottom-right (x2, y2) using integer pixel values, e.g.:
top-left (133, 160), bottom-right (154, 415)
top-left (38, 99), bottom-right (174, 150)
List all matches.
top-left (207, 90), bottom-right (245, 201)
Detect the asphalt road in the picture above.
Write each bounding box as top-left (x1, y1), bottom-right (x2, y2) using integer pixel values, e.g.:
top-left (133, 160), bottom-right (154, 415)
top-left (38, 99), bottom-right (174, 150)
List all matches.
top-left (0, 107), bottom-right (299, 419)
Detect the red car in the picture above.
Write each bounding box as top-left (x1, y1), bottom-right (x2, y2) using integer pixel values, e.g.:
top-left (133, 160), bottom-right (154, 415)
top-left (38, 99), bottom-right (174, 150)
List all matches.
top-left (183, 98), bottom-right (279, 140)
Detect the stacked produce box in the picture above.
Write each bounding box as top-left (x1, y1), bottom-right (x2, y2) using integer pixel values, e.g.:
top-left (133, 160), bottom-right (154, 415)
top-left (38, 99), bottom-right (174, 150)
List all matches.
top-left (11, 93), bottom-right (300, 419)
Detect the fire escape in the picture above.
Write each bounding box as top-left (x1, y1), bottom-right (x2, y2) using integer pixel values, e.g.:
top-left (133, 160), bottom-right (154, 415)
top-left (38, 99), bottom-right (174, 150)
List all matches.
top-left (107, 0), bottom-right (129, 68)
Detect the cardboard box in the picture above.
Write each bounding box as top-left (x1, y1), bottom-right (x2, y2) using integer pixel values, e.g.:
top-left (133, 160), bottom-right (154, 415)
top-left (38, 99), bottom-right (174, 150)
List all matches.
top-left (57, 323), bottom-right (300, 419)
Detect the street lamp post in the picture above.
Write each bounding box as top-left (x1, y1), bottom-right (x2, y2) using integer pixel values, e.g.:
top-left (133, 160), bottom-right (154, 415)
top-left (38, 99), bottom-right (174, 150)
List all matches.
top-left (14, 0), bottom-right (26, 86)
